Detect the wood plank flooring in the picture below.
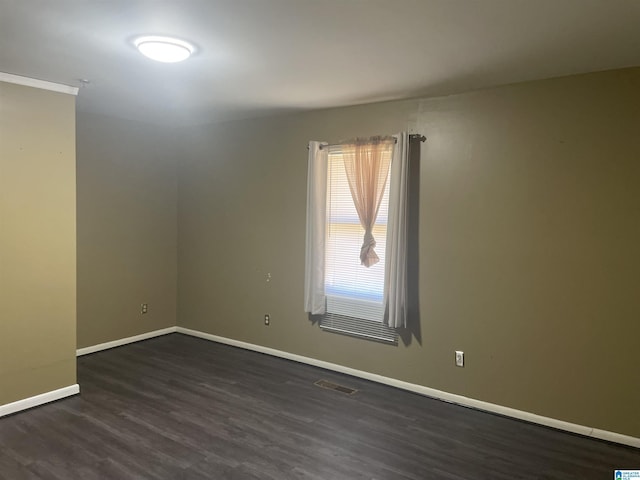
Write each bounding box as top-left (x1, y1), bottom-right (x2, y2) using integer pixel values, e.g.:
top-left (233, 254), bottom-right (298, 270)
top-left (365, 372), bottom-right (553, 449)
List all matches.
top-left (0, 333), bottom-right (637, 479)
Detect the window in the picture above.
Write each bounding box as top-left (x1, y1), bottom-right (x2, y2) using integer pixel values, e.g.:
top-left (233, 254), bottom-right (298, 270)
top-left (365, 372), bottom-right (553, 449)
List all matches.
top-left (305, 133), bottom-right (412, 341)
top-left (324, 144), bottom-right (391, 323)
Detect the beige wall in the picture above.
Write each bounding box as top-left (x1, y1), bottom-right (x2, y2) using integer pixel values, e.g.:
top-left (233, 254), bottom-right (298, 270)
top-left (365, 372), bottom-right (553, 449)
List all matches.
top-left (0, 82), bottom-right (77, 405)
top-left (76, 112), bottom-right (177, 348)
top-left (177, 67), bottom-right (640, 438)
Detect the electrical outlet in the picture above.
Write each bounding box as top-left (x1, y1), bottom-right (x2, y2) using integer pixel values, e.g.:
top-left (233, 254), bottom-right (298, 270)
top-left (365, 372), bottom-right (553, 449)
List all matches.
top-left (141, 303), bottom-right (148, 314)
top-left (455, 350), bottom-right (464, 367)
top-left (264, 314), bottom-right (270, 326)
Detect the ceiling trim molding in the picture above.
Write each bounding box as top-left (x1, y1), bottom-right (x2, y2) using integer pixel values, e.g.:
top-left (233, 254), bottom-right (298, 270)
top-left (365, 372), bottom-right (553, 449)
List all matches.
top-left (0, 72), bottom-right (79, 96)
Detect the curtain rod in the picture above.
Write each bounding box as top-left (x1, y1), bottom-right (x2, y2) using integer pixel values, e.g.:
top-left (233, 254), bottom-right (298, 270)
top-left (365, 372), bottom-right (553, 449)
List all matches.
top-left (312, 134), bottom-right (426, 150)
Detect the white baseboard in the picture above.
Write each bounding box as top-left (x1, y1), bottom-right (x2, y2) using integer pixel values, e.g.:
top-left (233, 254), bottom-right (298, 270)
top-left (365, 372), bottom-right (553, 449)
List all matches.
top-left (0, 384), bottom-right (80, 418)
top-left (76, 327), bottom-right (177, 356)
top-left (176, 326), bottom-right (640, 449)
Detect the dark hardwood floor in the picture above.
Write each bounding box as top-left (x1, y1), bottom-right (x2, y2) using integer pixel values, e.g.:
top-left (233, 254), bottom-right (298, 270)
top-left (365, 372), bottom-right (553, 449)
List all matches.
top-left (0, 333), bottom-right (637, 479)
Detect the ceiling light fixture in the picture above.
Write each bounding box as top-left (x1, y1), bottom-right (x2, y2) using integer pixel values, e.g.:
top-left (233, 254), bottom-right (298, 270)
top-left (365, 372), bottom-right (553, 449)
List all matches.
top-left (134, 36), bottom-right (194, 63)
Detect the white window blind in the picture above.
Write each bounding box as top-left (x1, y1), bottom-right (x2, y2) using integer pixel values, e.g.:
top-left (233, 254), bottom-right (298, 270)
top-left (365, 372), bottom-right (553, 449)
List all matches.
top-left (324, 145), bottom-right (391, 322)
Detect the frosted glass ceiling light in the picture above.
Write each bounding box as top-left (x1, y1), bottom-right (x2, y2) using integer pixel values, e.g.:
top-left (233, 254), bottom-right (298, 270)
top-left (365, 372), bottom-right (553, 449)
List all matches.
top-left (134, 36), bottom-right (194, 63)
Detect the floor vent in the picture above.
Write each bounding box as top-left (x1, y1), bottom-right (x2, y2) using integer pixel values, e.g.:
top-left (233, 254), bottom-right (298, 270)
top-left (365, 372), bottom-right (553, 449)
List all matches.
top-left (314, 379), bottom-right (358, 395)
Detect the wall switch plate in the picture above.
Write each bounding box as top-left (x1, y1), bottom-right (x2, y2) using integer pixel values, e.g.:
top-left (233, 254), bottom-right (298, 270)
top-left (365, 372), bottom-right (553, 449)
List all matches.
top-left (455, 350), bottom-right (464, 367)
top-left (141, 303), bottom-right (148, 314)
top-left (264, 314), bottom-right (270, 326)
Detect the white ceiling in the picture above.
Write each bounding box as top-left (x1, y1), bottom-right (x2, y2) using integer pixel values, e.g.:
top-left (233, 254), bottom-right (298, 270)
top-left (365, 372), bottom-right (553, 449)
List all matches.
top-left (2, 0), bottom-right (640, 125)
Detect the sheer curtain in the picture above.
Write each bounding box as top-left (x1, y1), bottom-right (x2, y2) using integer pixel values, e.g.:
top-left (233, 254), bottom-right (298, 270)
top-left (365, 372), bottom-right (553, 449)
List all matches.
top-left (304, 141), bottom-right (328, 315)
top-left (384, 132), bottom-right (410, 328)
top-left (341, 137), bottom-right (394, 267)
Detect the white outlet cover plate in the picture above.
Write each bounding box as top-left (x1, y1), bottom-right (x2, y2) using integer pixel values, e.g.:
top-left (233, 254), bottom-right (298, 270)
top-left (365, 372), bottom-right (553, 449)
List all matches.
top-left (455, 351), bottom-right (464, 367)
